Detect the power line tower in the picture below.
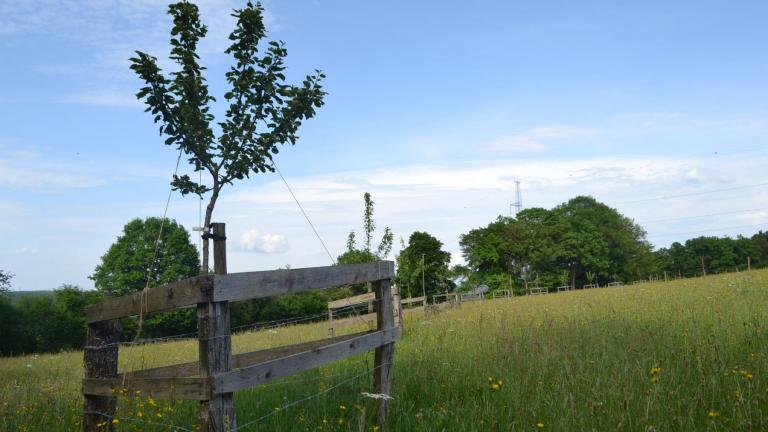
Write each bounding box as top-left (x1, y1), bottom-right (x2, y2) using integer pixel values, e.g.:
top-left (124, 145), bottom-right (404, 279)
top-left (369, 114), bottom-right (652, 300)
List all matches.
top-left (510, 180), bottom-right (522, 217)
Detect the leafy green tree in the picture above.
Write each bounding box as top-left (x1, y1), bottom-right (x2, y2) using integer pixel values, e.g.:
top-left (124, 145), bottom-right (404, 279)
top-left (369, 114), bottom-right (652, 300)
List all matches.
top-left (9, 285), bottom-right (105, 354)
top-left (91, 217), bottom-right (200, 338)
top-left (91, 217), bottom-right (200, 296)
top-left (0, 270), bottom-right (12, 294)
top-left (554, 196), bottom-right (654, 285)
top-left (0, 296), bottom-right (24, 355)
top-left (130, 1), bottom-right (326, 273)
top-left (396, 231), bottom-right (453, 299)
top-left (655, 235), bottom-right (760, 277)
top-left (50, 285), bottom-right (104, 350)
top-left (460, 196), bottom-right (657, 291)
top-left (751, 231), bottom-right (768, 267)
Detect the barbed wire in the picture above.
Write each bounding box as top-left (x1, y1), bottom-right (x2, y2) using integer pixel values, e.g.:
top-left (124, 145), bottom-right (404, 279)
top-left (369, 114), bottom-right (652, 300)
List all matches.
top-left (234, 362), bottom-right (391, 431)
top-left (84, 301), bottom-right (378, 350)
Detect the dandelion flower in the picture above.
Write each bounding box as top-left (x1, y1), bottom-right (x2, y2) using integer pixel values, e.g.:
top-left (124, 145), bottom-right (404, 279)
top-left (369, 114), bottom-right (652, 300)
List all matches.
top-left (537, 421), bottom-right (544, 429)
top-left (708, 410), bottom-right (719, 418)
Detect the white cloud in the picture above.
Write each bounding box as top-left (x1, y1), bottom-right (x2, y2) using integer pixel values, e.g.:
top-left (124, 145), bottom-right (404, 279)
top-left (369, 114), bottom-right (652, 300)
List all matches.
top-left (212, 152), bottom-right (768, 276)
top-left (19, 247), bottom-right (38, 255)
top-left (238, 229), bottom-right (290, 254)
top-left (488, 125), bottom-right (592, 153)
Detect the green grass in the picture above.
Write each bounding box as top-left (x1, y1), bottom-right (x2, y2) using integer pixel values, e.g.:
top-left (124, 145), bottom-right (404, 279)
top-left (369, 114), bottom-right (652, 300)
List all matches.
top-left (1, 270), bottom-right (767, 431)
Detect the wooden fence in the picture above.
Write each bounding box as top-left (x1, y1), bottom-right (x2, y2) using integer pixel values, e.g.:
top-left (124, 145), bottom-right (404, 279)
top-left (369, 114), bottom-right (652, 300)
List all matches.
top-left (82, 223), bottom-right (399, 432)
top-left (432, 292), bottom-right (460, 307)
top-left (327, 288), bottom-right (425, 336)
top-left (400, 295), bottom-right (427, 310)
top-left (490, 289), bottom-right (512, 299)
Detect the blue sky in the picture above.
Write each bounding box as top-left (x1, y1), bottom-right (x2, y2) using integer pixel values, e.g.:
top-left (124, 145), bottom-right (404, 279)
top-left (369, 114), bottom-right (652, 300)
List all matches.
top-left (1, 0), bottom-right (767, 291)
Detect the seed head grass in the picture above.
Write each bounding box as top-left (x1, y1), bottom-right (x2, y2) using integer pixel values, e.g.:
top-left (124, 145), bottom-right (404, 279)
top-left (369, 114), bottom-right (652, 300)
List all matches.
top-left (1, 270), bottom-right (766, 430)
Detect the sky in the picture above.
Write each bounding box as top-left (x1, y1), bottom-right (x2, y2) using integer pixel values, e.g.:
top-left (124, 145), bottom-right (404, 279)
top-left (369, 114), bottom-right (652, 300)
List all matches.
top-left (1, 0), bottom-right (767, 291)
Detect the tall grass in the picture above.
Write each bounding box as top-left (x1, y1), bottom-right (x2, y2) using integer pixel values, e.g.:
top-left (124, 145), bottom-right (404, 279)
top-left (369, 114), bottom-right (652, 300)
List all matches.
top-left (1, 270), bottom-right (766, 431)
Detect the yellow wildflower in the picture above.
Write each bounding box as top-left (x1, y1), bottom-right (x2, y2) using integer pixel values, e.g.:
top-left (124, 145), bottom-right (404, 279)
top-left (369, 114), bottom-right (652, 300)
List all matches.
top-left (537, 421), bottom-right (544, 429)
top-left (708, 410), bottom-right (719, 418)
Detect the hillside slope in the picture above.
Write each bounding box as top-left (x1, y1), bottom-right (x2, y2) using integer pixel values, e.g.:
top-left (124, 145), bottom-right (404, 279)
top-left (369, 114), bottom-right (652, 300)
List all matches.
top-left (1, 270), bottom-right (766, 431)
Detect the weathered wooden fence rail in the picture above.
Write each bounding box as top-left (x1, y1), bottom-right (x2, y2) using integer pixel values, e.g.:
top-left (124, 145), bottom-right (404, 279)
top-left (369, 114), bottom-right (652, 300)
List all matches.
top-left (83, 223), bottom-right (398, 432)
top-left (327, 288), bottom-right (425, 336)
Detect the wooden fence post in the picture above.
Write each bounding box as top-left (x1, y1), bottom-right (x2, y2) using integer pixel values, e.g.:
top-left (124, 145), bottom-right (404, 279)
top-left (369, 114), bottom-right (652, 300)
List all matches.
top-left (373, 278), bottom-right (395, 431)
top-left (198, 222), bottom-right (236, 431)
top-left (83, 319), bottom-right (121, 432)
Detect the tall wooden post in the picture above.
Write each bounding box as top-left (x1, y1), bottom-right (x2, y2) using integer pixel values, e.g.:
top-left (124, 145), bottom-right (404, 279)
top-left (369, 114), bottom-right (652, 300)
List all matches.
top-left (83, 320), bottom-right (121, 432)
top-left (198, 222), bottom-right (236, 431)
top-left (373, 278), bottom-right (395, 431)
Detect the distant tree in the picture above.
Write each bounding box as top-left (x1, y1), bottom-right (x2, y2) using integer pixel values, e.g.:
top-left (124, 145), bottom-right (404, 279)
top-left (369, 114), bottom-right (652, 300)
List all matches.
top-left (0, 270), bottom-right (12, 294)
top-left (752, 231), bottom-right (768, 267)
top-left (51, 285), bottom-right (104, 350)
top-left (554, 196), bottom-right (654, 285)
top-left (655, 234), bottom-right (761, 277)
top-left (91, 217), bottom-right (200, 296)
top-left (336, 193), bottom-right (394, 295)
top-left (0, 295), bottom-right (24, 355)
top-left (338, 192), bottom-right (394, 265)
top-left (395, 231), bottom-right (453, 299)
top-left (91, 217), bottom-right (200, 338)
top-left (130, 1), bottom-right (325, 273)
top-left (460, 196), bottom-right (656, 291)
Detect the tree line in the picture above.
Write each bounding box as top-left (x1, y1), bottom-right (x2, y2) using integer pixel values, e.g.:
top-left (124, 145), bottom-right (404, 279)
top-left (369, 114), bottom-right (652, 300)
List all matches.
top-left (2, 194), bottom-right (766, 356)
top-left (655, 232), bottom-right (768, 277)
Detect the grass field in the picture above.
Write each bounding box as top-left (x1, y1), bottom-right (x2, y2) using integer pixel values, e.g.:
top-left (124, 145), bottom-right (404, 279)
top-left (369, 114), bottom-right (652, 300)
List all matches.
top-left (1, 270), bottom-right (767, 431)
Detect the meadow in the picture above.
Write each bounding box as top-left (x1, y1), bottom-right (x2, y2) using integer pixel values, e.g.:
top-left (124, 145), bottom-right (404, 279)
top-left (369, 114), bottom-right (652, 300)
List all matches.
top-left (1, 270), bottom-right (766, 431)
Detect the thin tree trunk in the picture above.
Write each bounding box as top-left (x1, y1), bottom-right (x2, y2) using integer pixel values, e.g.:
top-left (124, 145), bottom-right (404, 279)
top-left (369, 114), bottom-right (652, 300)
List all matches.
top-left (570, 264), bottom-right (576, 289)
top-left (201, 184), bottom-right (220, 275)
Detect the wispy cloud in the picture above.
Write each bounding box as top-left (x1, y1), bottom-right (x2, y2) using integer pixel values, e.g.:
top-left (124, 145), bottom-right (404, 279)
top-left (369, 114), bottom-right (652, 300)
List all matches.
top-left (58, 89), bottom-right (142, 109)
top-left (0, 159), bottom-right (104, 189)
top-left (488, 125), bottom-right (592, 153)
top-left (214, 152), bottom-right (768, 275)
top-left (1, 0), bottom-right (282, 107)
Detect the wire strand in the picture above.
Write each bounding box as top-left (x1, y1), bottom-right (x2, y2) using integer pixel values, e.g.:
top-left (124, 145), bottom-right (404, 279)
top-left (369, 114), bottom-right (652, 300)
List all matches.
top-left (234, 362), bottom-right (391, 431)
top-left (272, 161), bottom-right (336, 265)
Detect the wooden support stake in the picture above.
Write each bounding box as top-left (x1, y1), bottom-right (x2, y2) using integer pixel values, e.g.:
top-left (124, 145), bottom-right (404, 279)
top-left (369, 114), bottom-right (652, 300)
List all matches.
top-left (83, 320), bottom-right (121, 432)
top-left (198, 223), bottom-right (236, 432)
top-left (373, 278), bottom-right (395, 431)
top-left (393, 285), bottom-right (404, 329)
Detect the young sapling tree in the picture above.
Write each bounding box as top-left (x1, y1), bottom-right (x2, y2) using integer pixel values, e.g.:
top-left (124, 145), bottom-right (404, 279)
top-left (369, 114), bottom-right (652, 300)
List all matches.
top-left (130, 1), bottom-right (326, 272)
